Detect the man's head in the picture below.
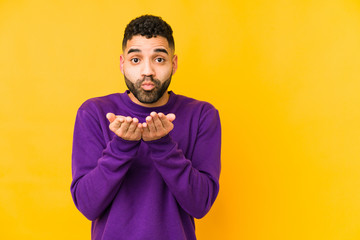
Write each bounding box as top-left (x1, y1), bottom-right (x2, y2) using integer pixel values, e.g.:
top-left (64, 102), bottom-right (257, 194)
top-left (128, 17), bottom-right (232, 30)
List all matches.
top-left (120, 15), bottom-right (177, 107)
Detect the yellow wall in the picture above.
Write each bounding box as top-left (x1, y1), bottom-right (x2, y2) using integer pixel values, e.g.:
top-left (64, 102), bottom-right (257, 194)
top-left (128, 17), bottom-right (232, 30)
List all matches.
top-left (1, 0), bottom-right (360, 239)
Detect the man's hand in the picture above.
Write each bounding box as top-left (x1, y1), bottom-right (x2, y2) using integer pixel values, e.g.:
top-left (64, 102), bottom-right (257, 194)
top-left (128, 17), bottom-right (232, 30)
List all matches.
top-left (106, 113), bottom-right (142, 141)
top-left (141, 112), bottom-right (176, 141)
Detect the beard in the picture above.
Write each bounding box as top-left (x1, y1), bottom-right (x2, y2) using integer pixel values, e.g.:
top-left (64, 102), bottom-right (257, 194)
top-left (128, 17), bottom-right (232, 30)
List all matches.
top-left (124, 73), bottom-right (172, 104)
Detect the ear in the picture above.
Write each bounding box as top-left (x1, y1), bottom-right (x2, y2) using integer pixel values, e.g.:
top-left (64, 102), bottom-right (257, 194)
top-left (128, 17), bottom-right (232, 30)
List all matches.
top-left (120, 54), bottom-right (124, 74)
top-left (172, 55), bottom-right (178, 75)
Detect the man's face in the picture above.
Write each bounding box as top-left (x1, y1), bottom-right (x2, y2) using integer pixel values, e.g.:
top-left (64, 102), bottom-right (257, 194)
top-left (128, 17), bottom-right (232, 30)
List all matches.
top-left (120, 35), bottom-right (177, 105)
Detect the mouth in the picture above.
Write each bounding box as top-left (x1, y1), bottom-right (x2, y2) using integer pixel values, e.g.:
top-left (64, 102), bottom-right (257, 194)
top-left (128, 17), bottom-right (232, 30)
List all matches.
top-left (141, 81), bottom-right (155, 91)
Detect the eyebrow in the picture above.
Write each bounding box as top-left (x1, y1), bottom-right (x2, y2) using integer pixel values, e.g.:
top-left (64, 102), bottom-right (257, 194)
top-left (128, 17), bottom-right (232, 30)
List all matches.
top-left (154, 48), bottom-right (168, 55)
top-left (127, 48), bottom-right (169, 55)
top-left (127, 48), bottom-right (141, 54)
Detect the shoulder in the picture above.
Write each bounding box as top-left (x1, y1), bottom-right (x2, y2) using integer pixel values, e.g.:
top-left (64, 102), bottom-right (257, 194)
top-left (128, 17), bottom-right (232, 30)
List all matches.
top-left (78, 93), bottom-right (121, 112)
top-left (174, 93), bottom-right (219, 115)
top-left (172, 93), bottom-right (221, 139)
top-left (75, 93), bottom-right (125, 124)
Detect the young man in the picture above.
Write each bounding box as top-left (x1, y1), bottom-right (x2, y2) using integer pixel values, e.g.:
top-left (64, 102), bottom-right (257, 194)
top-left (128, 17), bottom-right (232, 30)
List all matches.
top-left (71, 15), bottom-right (221, 240)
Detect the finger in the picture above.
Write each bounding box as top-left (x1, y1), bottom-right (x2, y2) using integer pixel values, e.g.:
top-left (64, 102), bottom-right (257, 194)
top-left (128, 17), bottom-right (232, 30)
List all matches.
top-left (142, 122), bottom-right (150, 137)
top-left (117, 116), bottom-right (125, 123)
top-left (109, 117), bottom-right (122, 132)
top-left (106, 113), bottom-right (116, 123)
top-left (134, 122), bottom-right (142, 136)
top-left (146, 115), bottom-right (156, 132)
top-left (151, 112), bottom-right (164, 131)
top-left (126, 118), bottom-right (139, 134)
top-left (118, 116), bottom-right (132, 134)
top-left (159, 113), bottom-right (174, 130)
top-left (115, 115), bottom-right (126, 121)
top-left (124, 118), bottom-right (141, 140)
top-left (166, 113), bottom-right (176, 122)
top-left (114, 116), bottom-right (125, 127)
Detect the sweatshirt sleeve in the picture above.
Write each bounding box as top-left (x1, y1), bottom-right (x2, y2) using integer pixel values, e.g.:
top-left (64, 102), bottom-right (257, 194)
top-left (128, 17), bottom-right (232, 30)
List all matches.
top-left (70, 103), bottom-right (140, 221)
top-left (146, 106), bottom-right (221, 219)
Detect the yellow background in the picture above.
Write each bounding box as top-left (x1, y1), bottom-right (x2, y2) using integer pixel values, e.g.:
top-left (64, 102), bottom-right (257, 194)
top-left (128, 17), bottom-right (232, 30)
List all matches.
top-left (1, 0), bottom-right (360, 239)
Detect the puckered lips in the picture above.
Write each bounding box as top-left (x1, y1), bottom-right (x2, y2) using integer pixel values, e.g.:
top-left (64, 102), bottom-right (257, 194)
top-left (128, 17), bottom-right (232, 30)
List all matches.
top-left (141, 81), bottom-right (155, 91)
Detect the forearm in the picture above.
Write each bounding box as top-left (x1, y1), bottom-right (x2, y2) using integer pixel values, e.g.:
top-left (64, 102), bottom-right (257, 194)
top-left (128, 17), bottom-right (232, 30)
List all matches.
top-left (71, 136), bottom-right (139, 220)
top-left (147, 135), bottom-right (220, 219)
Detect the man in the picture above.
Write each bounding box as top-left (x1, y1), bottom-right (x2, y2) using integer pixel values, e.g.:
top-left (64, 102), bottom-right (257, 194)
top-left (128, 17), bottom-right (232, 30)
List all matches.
top-left (71, 15), bottom-right (221, 240)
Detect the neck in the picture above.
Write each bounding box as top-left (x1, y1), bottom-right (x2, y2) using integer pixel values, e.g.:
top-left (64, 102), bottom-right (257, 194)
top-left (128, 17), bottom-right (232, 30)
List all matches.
top-left (128, 92), bottom-right (170, 108)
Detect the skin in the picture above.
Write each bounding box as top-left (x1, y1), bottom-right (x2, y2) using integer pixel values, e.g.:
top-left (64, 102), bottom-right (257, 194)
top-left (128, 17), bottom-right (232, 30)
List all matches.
top-left (107, 35), bottom-right (178, 141)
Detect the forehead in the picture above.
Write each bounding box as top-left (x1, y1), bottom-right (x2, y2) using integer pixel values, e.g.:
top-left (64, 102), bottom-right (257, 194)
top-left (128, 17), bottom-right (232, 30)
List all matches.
top-left (124, 35), bottom-right (171, 54)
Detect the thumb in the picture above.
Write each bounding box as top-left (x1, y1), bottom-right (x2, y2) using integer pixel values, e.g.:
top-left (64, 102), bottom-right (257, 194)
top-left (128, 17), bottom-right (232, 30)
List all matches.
top-left (166, 113), bottom-right (176, 122)
top-left (106, 113), bottom-right (116, 123)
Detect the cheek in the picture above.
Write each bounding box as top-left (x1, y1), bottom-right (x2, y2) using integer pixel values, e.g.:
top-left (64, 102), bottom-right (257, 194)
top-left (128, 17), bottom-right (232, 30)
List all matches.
top-left (123, 65), bottom-right (140, 80)
top-left (157, 66), bottom-right (172, 80)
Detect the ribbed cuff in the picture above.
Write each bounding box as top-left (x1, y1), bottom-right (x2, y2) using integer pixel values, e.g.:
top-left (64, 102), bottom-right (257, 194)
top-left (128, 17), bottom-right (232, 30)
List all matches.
top-left (145, 134), bottom-right (177, 157)
top-left (109, 135), bottom-right (141, 156)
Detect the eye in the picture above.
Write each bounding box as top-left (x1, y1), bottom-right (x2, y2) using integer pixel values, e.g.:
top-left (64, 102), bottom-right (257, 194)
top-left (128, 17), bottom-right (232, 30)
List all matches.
top-left (131, 58), bottom-right (140, 64)
top-left (155, 58), bottom-right (165, 63)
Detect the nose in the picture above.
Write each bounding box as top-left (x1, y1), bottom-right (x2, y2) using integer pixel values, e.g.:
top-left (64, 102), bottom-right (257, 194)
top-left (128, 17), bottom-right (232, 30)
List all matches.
top-left (141, 59), bottom-right (155, 77)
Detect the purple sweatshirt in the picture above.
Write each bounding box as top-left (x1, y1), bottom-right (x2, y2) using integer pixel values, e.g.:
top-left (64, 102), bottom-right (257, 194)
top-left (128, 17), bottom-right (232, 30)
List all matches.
top-left (71, 90), bottom-right (221, 240)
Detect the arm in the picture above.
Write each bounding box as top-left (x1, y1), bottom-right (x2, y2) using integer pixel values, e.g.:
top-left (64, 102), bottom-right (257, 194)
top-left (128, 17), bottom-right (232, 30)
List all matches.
top-left (70, 105), bottom-right (140, 221)
top-left (143, 108), bottom-right (221, 219)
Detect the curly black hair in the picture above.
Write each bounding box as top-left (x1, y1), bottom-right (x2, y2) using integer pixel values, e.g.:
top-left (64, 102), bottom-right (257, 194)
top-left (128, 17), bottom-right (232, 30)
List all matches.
top-left (122, 15), bottom-right (174, 51)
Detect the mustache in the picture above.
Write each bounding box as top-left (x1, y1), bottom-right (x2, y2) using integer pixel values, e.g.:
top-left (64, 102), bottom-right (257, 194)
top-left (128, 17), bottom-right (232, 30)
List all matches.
top-left (135, 76), bottom-right (161, 87)
top-left (141, 76), bottom-right (154, 82)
